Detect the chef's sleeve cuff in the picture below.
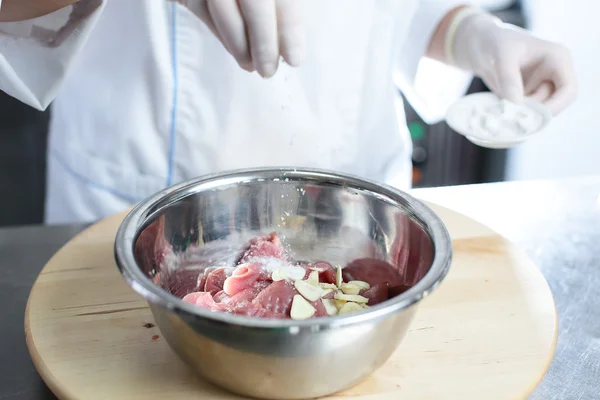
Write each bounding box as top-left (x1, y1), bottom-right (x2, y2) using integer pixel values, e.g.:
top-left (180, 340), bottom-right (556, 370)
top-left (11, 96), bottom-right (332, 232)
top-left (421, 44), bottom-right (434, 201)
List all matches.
top-left (394, 0), bottom-right (474, 124)
top-left (0, 0), bottom-right (105, 111)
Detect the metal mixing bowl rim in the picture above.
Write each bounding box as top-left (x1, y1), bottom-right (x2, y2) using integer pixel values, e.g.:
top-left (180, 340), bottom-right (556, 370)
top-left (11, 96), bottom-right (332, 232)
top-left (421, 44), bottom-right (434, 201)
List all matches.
top-left (114, 167), bottom-right (453, 330)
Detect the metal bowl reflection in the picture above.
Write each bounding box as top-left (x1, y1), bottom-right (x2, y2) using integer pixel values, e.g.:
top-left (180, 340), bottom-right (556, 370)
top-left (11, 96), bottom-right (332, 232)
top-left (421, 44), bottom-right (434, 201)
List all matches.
top-left (114, 167), bottom-right (452, 399)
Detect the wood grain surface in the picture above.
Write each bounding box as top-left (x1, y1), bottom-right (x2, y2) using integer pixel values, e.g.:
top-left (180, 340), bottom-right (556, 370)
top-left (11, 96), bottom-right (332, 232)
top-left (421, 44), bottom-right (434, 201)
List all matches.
top-left (25, 203), bottom-right (557, 399)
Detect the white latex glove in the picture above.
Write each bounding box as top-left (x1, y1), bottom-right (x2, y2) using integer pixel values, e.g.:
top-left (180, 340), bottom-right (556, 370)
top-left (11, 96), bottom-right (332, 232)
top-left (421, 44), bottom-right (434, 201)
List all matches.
top-left (449, 9), bottom-right (577, 115)
top-left (174, 0), bottom-right (305, 77)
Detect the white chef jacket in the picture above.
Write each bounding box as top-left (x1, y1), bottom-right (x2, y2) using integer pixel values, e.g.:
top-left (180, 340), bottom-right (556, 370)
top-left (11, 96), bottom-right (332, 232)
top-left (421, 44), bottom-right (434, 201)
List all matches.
top-left (0, 0), bottom-right (470, 224)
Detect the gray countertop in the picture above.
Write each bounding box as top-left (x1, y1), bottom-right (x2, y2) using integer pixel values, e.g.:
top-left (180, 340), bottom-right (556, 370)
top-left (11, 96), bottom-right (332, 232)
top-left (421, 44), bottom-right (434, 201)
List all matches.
top-left (1, 177), bottom-right (599, 400)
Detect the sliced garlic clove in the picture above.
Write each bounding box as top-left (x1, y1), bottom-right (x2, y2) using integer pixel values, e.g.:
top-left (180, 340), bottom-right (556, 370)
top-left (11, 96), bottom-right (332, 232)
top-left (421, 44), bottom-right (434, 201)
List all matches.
top-left (319, 283), bottom-right (337, 290)
top-left (348, 280), bottom-right (370, 290)
top-left (271, 268), bottom-right (286, 282)
top-left (288, 266), bottom-right (307, 281)
top-left (321, 299), bottom-right (338, 316)
top-left (333, 299), bottom-right (346, 310)
top-left (338, 302), bottom-right (363, 314)
top-left (340, 283), bottom-right (361, 295)
top-left (320, 288), bottom-right (333, 298)
top-left (290, 295), bottom-right (316, 320)
top-left (294, 279), bottom-right (323, 302)
top-left (335, 264), bottom-right (343, 287)
top-left (272, 266), bottom-right (306, 282)
top-left (307, 270), bottom-right (320, 286)
top-left (334, 292), bottom-right (369, 304)
top-left (309, 267), bottom-right (325, 272)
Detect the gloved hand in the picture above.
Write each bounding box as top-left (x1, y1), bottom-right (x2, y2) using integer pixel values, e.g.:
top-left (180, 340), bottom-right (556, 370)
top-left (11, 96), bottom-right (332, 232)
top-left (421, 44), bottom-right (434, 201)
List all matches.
top-left (175, 0), bottom-right (305, 78)
top-left (448, 9), bottom-right (577, 116)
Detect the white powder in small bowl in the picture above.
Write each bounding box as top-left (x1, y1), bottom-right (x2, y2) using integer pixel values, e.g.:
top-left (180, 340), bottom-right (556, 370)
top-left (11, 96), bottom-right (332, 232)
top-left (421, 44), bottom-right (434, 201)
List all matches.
top-left (446, 92), bottom-right (552, 149)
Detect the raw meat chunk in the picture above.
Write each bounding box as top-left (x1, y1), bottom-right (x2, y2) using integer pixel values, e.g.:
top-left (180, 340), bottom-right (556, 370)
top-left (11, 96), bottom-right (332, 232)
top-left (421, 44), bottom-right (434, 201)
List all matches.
top-left (174, 232), bottom-right (416, 320)
top-left (310, 261), bottom-right (337, 284)
top-left (182, 292), bottom-right (225, 312)
top-left (253, 280), bottom-right (296, 316)
top-left (343, 258), bottom-right (404, 287)
top-left (237, 232), bottom-right (286, 264)
top-left (204, 267), bottom-right (232, 295)
top-left (360, 283), bottom-right (389, 306)
top-left (213, 290), bottom-right (229, 303)
top-left (223, 281), bottom-right (271, 306)
top-left (223, 262), bottom-right (270, 296)
top-left (162, 267), bottom-right (203, 299)
top-left (312, 299), bottom-right (329, 317)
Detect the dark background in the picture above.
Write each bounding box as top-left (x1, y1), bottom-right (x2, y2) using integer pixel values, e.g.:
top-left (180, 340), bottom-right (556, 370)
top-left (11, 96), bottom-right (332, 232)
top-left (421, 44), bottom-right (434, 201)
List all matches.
top-left (0, 91), bottom-right (49, 227)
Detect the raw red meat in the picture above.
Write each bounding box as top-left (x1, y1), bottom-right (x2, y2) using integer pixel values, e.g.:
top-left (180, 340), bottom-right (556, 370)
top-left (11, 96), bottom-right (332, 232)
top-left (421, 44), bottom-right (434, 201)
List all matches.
top-left (343, 258), bottom-right (404, 287)
top-left (162, 267), bottom-right (204, 299)
top-left (253, 280), bottom-right (296, 316)
top-left (360, 283), bottom-right (389, 306)
top-left (204, 267), bottom-right (232, 295)
top-left (223, 262), bottom-right (273, 296)
top-left (182, 292), bottom-right (225, 312)
top-left (237, 232), bottom-right (286, 264)
top-left (187, 281), bottom-right (275, 317)
top-left (312, 300), bottom-right (329, 317)
top-left (310, 261), bottom-right (337, 284)
top-left (222, 281), bottom-right (271, 306)
top-left (213, 290), bottom-right (229, 303)
top-left (176, 232), bottom-right (417, 319)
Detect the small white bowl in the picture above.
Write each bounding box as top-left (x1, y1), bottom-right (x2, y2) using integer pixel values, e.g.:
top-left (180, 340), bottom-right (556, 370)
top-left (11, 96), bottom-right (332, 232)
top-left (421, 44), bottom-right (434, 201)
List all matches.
top-left (446, 92), bottom-right (552, 149)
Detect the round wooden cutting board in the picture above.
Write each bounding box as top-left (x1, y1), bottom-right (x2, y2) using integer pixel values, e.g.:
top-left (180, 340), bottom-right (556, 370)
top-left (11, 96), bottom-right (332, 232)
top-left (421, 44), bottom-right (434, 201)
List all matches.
top-left (25, 203), bottom-right (557, 400)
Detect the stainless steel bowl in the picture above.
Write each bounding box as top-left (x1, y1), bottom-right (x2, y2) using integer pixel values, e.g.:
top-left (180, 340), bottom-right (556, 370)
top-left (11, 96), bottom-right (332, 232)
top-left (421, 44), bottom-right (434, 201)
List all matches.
top-left (114, 167), bottom-right (452, 399)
